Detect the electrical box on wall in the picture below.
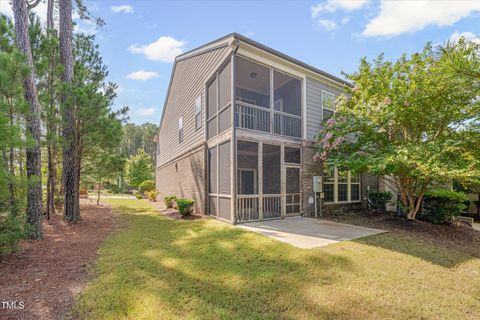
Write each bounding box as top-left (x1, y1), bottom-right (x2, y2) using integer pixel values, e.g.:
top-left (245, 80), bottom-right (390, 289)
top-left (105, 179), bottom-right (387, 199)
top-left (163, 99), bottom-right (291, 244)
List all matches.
top-left (312, 176), bottom-right (322, 193)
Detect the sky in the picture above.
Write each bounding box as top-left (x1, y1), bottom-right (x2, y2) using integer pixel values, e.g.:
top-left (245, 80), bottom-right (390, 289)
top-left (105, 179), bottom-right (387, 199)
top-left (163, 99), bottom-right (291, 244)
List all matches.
top-left (1, 0), bottom-right (480, 124)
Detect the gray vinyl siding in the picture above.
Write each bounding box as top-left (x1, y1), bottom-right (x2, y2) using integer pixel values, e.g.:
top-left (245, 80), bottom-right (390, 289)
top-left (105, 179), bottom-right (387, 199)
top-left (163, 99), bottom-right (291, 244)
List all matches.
top-left (158, 45), bottom-right (232, 166)
top-left (306, 76), bottom-right (344, 140)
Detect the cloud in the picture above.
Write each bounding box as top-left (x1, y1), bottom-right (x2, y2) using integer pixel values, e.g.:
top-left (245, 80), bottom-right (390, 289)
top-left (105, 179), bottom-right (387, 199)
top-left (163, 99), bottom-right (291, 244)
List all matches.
top-left (311, 0), bottom-right (369, 18)
top-left (449, 31), bottom-right (480, 44)
top-left (128, 36), bottom-right (187, 62)
top-left (316, 19), bottom-right (337, 31)
top-left (136, 107), bottom-right (156, 116)
top-left (111, 5), bottom-right (133, 14)
top-left (341, 16), bottom-right (350, 24)
top-left (126, 70), bottom-right (159, 81)
top-left (244, 31), bottom-right (256, 37)
top-left (362, 1), bottom-right (480, 38)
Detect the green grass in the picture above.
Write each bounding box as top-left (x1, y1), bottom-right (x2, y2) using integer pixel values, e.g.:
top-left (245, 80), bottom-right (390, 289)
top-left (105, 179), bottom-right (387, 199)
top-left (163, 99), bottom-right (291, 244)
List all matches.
top-left (72, 199), bottom-right (480, 319)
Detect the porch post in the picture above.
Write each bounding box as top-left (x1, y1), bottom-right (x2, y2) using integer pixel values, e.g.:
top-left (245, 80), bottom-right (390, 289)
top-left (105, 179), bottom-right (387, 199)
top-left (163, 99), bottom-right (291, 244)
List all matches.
top-left (230, 53), bottom-right (237, 223)
top-left (281, 143), bottom-right (286, 219)
top-left (259, 141), bottom-right (263, 220)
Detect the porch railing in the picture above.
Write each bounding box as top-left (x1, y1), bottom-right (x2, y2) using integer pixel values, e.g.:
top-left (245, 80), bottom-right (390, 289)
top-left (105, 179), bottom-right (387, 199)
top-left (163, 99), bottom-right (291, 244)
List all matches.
top-left (235, 102), bottom-right (302, 138)
top-left (263, 195), bottom-right (282, 219)
top-left (236, 195), bottom-right (259, 222)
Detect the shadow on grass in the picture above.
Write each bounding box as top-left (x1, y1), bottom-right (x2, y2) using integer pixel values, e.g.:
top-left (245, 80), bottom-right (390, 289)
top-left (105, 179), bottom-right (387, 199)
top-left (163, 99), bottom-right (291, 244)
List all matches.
top-left (72, 201), bottom-right (480, 319)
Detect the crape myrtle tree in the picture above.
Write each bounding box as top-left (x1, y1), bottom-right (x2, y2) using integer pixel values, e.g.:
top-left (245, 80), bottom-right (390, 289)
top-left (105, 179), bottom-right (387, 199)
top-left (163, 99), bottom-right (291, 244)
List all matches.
top-left (126, 149), bottom-right (153, 188)
top-left (316, 43), bottom-right (480, 220)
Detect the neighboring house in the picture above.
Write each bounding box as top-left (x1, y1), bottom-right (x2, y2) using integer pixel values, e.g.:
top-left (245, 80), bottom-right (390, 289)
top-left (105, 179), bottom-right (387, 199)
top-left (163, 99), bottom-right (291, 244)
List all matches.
top-left (156, 33), bottom-right (379, 223)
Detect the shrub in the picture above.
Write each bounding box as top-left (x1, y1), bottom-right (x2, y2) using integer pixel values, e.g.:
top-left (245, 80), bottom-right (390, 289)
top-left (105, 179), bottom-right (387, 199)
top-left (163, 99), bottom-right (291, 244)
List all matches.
top-left (0, 215), bottom-right (24, 255)
top-left (176, 199), bottom-right (195, 216)
top-left (164, 196), bottom-right (177, 208)
top-left (368, 191), bottom-right (392, 212)
top-left (138, 180), bottom-right (155, 194)
top-left (147, 190), bottom-right (159, 202)
top-left (135, 193), bottom-right (143, 199)
top-left (419, 189), bottom-right (469, 224)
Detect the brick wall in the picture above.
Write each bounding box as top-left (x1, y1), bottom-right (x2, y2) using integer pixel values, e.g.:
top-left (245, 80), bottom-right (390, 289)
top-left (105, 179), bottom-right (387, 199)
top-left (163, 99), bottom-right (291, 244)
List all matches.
top-left (156, 144), bottom-right (206, 214)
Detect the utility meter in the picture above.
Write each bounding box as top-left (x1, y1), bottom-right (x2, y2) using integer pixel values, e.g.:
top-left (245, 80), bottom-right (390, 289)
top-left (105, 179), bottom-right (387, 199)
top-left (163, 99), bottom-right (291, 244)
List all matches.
top-left (312, 176), bottom-right (322, 193)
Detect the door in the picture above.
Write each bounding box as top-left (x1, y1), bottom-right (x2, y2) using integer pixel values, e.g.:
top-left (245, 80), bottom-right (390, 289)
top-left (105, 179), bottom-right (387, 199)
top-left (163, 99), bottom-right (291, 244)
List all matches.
top-left (285, 166), bottom-right (301, 216)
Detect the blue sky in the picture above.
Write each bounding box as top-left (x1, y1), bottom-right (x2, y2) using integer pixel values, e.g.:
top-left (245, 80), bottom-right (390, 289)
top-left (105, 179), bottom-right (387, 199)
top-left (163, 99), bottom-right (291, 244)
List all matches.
top-left (1, 0), bottom-right (479, 124)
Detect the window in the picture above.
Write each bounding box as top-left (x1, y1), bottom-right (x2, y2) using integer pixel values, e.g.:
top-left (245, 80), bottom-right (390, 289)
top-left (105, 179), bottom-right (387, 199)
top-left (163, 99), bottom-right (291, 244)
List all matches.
top-left (323, 167), bottom-right (361, 203)
top-left (178, 116), bottom-right (183, 143)
top-left (284, 147), bottom-right (301, 164)
top-left (194, 96), bottom-right (201, 130)
top-left (322, 91), bottom-right (336, 121)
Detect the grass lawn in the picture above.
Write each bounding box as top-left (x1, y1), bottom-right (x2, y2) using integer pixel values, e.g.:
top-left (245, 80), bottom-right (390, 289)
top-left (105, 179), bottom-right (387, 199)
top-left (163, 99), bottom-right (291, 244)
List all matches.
top-left (72, 199), bottom-right (480, 319)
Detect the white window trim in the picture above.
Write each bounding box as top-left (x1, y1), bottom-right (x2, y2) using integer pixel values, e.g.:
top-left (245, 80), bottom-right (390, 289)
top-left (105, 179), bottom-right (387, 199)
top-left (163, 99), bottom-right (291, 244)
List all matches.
top-left (321, 90), bottom-right (336, 112)
top-left (324, 168), bottom-right (361, 204)
top-left (178, 116), bottom-right (184, 143)
top-left (194, 95), bottom-right (202, 130)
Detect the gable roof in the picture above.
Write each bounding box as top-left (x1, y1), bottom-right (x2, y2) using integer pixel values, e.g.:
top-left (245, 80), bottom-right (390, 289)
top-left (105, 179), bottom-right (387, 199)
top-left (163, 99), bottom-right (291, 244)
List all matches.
top-left (159, 33), bottom-right (350, 130)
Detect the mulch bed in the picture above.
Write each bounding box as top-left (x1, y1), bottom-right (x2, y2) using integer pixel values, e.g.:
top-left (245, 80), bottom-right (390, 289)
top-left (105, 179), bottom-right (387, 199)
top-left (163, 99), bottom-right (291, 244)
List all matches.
top-left (323, 210), bottom-right (480, 257)
top-left (0, 200), bottom-right (115, 320)
top-left (149, 201), bottom-right (203, 220)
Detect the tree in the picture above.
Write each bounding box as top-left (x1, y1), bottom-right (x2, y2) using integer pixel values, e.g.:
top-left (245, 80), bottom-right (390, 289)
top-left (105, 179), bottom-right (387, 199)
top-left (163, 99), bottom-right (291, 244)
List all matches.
top-left (316, 44), bottom-right (480, 220)
top-left (59, 0), bottom-right (77, 222)
top-left (126, 150), bottom-right (153, 188)
top-left (12, 0), bottom-right (43, 239)
top-left (439, 37), bottom-right (480, 80)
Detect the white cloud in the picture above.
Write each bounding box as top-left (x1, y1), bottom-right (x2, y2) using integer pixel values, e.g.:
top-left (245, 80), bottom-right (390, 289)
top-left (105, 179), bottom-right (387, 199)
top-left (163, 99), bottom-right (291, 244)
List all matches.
top-left (126, 70), bottom-right (159, 81)
top-left (128, 36), bottom-right (187, 63)
top-left (311, 0), bottom-right (369, 18)
top-left (449, 31), bottom-right (480, 44)
top-left (136, 107), bottom-right (156, 116)
top-left (362, 1), bottom-right (480, 38)
top-left (341, 16), bottom-right (350, 24)
top-left (110, 5), bottom-right (133, 14)
top-left (316, 19), bottom-right (337, 31)
top-left (244, 31), bottom-right (256, 37)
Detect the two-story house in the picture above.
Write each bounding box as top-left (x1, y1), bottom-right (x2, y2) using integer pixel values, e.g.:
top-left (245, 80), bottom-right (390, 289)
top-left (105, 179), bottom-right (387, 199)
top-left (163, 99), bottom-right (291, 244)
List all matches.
top-left (156, 33), bottom-right (379, 223)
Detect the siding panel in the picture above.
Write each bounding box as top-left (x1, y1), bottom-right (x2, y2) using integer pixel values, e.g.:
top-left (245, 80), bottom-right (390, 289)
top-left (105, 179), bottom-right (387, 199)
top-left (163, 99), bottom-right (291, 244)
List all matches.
top-left (158, 45), bottom-right (231, 166)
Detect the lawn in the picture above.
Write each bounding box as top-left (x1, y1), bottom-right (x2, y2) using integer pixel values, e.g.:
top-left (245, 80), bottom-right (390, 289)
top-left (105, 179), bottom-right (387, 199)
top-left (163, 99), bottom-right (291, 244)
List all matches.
top-left (72, 199), bottom-right (480, 320)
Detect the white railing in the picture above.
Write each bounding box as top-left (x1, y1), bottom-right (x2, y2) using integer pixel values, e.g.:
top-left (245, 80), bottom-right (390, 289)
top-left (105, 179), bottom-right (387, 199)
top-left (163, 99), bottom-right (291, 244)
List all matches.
top-left (236, 195), bottom-right (259, 222)
top-left (286, 193), bottom-right (301, 215)
top-left (263, 195), bottom-right (282, 219)
top-left (274, 113), bottom-right (302, 138)
top-left (235, 103), bottom-right (270, 133)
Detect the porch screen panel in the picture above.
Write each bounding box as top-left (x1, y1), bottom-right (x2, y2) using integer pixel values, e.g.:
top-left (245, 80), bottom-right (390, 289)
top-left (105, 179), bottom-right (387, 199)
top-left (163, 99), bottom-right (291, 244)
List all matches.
top-left (284, 147), bottom-right (301, 164)
top-left (237, 140), bottom-right (258, 195)
top-left (207, 78), bottom-right (217, 118)
top-left (209, 196), bottom-right (217, 217)
top-left (208, 118), bottom-right (217, 139)
top-left (262, 144), bottom-right (281, 194)
top-left (218, 61), bottom-right (231, 109)
top-left (273, 71), bottom-right (301, 116)
top-left (218, 141), bottom-right (231, 194)
top-left (208, 146), bottom-right (217, 194)
top-left (236, 57), bottom-right (270, 108)
top-left (218, 197), bottom-right (231, 220)
top-left (218, 105), bottom-right (231, 134)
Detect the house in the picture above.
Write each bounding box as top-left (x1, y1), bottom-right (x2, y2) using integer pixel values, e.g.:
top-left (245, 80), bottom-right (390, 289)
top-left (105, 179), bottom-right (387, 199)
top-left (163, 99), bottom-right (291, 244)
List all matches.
top-left (156, 33), bottom-right (379, 223)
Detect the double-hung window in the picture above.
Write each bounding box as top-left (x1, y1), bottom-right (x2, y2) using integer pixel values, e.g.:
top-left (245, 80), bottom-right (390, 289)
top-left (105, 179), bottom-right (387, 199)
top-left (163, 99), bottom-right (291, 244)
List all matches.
top-left (194, 96), bottom-right (202, 130)
top-left (323, 167), bottom-right (361, 203)
top-left (322, 91), bottom-right (336, 121)
top-left (178, 116), bottom-right (183, 143)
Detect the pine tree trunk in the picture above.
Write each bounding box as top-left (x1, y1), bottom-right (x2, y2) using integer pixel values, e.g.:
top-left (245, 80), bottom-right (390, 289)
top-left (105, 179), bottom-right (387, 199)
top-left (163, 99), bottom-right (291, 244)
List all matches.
top-left (47, 0), bottom-right (54, 29)
top-left (59, 0), bottom-right (77, 222)
top-left (12, 0), bottom-right (43, 239)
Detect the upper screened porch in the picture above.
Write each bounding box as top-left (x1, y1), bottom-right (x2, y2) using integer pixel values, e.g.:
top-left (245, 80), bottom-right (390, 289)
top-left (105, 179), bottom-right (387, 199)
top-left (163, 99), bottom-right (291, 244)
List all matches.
top-left (206, 55), bottom-right (303, 140)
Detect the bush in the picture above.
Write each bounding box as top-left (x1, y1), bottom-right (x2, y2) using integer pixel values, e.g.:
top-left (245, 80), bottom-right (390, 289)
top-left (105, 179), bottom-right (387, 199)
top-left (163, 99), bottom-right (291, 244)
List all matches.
top-left (419, 189), bottom-right (469, 224)
top-left (138, 180), bottom-right (155, 194)
top-left (164, 196), bottom-right (177, 208)
top-left (0, 215), bottom-right (24, 255)
top-left (135, 193), bottom-right (143, 199)
top-left (146, 190), bottom-right (159, 202)
top-left (368, 191), bottom-right (392, 212)
top-left (176, 199), bottom-right (195, 216)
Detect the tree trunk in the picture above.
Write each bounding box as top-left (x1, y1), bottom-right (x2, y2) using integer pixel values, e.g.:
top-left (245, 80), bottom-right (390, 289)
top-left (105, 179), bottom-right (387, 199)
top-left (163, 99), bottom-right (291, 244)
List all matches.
top-left (47, 0), bottom-right (54, 29)
top-left (8, 100), bottom-right (16, 214)
top-left (97, 178), bottom-right (101, 205)
top-left (59, 0), bottom-right (77, 222)
top-left (12, 0), bottom-right (43, 239)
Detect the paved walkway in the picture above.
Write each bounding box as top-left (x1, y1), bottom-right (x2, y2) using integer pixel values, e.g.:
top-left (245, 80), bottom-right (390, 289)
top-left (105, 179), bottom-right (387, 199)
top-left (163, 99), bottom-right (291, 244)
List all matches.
top-left (238, 216), bottom-right (385, 249)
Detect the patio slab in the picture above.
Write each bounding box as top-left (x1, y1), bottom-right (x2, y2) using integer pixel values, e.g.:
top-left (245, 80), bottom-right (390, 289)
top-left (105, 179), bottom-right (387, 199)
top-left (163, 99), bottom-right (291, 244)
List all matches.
top-left (238, 216), bottom-right (386, 249)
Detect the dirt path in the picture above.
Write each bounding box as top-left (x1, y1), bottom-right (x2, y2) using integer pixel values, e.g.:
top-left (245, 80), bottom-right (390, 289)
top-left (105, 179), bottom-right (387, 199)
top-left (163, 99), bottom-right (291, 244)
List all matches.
top-left (0, 200), bottom-right (114, 320)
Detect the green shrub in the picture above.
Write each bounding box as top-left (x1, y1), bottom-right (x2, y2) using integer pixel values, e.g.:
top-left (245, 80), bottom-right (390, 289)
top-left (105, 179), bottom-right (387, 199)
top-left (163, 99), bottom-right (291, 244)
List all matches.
top-left (368, 191), bottom-right (392, 212)
top-left (138, 180), bottom-right (155, 194)
top-left (147, 190), bottom-right (159, 202)
top-left (0, 215), bottom-right (24, 255)
top-left (419, 189), bottom-right (469, 224)
top-left (135, 193), bottom-right (143, 199)
top-left (176, 199), bottom-right (194, 216)
top-left (164, 196), bottom-right (177, 208)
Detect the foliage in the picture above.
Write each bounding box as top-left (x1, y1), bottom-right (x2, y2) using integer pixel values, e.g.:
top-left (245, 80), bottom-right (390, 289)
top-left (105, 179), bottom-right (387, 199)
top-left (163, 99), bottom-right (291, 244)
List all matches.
top-left (439, 36), bottom-right (480, 80)
top-left (121, 122), bottom-right (158, 168)
top-left (126, 150), bottom-right (153, 188)
top-left (176, 198), bottom-right (194, 216)
top-left (164, 195), bottom-right (177, 208)
top-left (0, 215), bottom-right (24, 255)
top-left (316, 43), bottom-right (480, 219)
top-left (135, 193), bottom-right (143, 200)
top-left (419, 189), bottom-right (469, 224)
top-left (368, 191), bottom-right (392, 213)
top-left (138, 180), bottom-right (155, 194)
top-left (145, 190), bottom-right (159, 202)
top-left (72, 198), bottom-right (480, 320)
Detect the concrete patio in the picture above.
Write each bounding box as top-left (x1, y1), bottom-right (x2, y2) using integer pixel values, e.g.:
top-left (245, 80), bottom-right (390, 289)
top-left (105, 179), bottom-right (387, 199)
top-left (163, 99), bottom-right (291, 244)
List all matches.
top-left (238, 217), bottom-right (386, 249)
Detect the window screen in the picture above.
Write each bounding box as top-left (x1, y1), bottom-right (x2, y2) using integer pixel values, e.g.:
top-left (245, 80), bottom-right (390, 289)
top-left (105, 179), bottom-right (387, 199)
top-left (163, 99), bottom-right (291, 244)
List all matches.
top-left (236, 57), bottom-right (270, 108)
top-left (237, 140), bottom-right (258, 195)
top-left (218, 141), bottom-right (231, 194)
top-left (262, 144), bottom-right (281, 194)
top-left (218, 105), bottom-right (231, 134)
top-left (208, 147), bottom-right (217, 193)
top-left (274, 71), bottom-right (301, 116)
top-left (207, 78), bottom-right (217, 119)
top-left (284, 147), bottom-right (301, 164)
top-left (218, 61), bottom-right (231, 109)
